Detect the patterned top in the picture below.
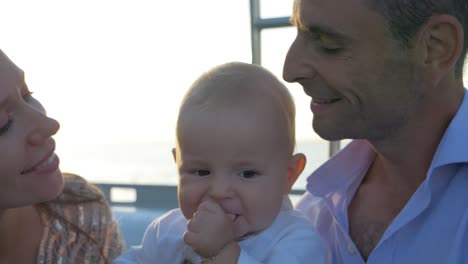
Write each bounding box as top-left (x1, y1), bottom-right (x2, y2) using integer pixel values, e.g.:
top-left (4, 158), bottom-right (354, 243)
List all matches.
top-left (35, 173), bottom-right (124, 264)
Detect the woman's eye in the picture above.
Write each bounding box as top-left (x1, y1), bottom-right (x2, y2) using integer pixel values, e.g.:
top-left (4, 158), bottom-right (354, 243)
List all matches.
top-left (192, 169), bottom-right (210, 177)
top-left (0, 118), bottom-right (14, 136)
top-left (239, 170), bottom-right (258, 179)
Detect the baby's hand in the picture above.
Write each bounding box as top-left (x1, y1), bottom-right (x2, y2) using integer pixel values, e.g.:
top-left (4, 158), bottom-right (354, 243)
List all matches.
top-left (183, 199), bottom-right (234, 258)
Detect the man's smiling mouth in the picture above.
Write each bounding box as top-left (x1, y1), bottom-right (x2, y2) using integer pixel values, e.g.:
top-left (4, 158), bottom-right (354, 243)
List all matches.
top-left (312, 98), bottom-right (341, 104)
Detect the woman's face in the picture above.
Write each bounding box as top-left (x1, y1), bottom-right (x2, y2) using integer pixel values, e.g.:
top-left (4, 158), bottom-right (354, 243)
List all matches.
top-left (0, 51), bottom-right (63, 210)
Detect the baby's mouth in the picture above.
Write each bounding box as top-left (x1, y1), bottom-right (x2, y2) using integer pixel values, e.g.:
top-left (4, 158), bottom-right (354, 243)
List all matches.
top-left (226, 213), bottom-right (239, 222)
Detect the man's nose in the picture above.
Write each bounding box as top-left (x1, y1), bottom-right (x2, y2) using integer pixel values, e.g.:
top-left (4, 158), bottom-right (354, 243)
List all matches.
top-left (283, 36), bottom-right (317, 83)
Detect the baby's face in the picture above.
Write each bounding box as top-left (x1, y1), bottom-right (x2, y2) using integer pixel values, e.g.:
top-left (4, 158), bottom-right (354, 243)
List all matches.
top-left (175, 100), bottom-right (294, 239)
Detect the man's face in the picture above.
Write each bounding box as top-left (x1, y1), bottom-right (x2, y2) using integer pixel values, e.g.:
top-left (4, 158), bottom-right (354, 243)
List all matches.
top-left (283, 0), bottom-right (424, 141)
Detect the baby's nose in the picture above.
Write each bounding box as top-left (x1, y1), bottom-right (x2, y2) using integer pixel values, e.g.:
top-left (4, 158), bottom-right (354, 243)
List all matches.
top-left (208, 176), bottom-right (233, 200)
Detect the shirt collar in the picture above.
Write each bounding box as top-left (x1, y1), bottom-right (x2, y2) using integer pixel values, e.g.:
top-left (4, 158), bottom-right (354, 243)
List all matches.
top-left (429, 89), bottom-right (468, 171)
top-left (384, 89), bottom-right (468, 240)
top-left (306, 139), bottom-right (374, 200)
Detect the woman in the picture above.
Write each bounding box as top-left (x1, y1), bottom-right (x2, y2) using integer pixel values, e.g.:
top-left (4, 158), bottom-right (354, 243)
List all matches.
top-left (0, 50), bottom-right (124, 263)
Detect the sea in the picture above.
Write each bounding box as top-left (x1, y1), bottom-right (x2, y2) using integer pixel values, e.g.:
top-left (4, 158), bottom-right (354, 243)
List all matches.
top-left (56, 140), bottom-right (334, 190)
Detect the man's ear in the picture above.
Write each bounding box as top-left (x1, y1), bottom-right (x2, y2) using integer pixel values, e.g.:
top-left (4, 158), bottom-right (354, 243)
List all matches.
top-left (416, 14), bottom-right (463, 83)
top-left (171, 148), bottom-right (177, 163)
top-left (285, 153), bottom-right (306, 193)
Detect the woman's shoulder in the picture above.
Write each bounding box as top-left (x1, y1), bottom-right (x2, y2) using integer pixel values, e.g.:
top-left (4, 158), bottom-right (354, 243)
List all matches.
top-left (37, 173), bottom-right (124, 262)
top-left (54, 172), bottom-right (105, 203)
top-left (43, 172), bottom-right (114, 230)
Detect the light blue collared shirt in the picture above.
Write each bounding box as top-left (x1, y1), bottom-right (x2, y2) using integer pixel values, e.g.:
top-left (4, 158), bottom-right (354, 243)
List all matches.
top-left (296, 89), bottom-right (468, 264)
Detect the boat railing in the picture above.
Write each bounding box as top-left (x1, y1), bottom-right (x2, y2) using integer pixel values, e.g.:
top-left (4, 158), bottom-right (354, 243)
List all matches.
top-left (96, 183), bottom-right (305, 209)
top-left (95, 183), bottom-right (305, 247)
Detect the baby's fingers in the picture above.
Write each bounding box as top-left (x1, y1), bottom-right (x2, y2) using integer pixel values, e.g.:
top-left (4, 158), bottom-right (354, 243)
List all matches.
top-left (183, 230), bottom-right (207, 256)
top-left (183, 230), bottom-right (197, 247)
top-left (198, 199), bottom-right (222, 213)
top-left (186, 215), bottom-right (203, 233)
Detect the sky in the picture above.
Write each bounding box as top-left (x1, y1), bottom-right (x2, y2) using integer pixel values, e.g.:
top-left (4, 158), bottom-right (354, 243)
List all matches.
top-left (0, 0), bottom-right (320, 147)
top-left (1, 0), bottom-right (467, 148)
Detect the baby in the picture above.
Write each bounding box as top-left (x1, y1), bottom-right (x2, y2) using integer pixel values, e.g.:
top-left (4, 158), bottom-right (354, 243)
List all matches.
top-left (114, 62), bottom-right (325, 263)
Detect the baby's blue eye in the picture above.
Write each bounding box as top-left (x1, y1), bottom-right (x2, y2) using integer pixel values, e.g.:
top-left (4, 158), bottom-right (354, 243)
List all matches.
top-left (192, 169), bottom-right (210, 177)
top-left (239, 170), bottom-right (258, 179)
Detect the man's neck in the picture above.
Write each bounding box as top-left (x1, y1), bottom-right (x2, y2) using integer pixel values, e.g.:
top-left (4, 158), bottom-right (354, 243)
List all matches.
top-left (366, 82), bottom-right (464, 186)
top-left (348, 82), bottom-right (465, 260)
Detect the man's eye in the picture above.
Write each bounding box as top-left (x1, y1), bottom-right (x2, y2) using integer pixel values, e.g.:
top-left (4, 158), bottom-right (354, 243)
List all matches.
top-left (239, 170), bottom-right (258, 179)
top-left (192, 169), bottom-right (210, 177)
top-left (319, 46), bottom-right (342, 55)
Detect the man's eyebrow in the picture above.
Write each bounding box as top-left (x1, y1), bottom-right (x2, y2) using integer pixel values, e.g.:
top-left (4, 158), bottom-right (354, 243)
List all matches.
top-left (307, 24), bottom-right (353, 43)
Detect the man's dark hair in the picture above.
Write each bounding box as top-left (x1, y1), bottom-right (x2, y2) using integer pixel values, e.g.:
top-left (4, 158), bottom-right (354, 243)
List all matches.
top-left (367, 0), bottom-right (468, 79)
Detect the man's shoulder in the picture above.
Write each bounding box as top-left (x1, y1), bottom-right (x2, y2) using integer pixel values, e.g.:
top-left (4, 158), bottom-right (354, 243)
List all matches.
top-left (305, 140), bottom-right (374, 194)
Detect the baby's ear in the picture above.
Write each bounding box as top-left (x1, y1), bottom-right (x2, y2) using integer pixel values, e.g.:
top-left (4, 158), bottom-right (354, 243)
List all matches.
top-left (285, 153), bottom-right (306, 193)
top-left (171, 148), bottom-right (177, 163)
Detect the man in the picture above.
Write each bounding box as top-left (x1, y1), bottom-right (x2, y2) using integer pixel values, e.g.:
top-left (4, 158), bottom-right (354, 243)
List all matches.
top-left (283, 0), bottom-right (468, 263)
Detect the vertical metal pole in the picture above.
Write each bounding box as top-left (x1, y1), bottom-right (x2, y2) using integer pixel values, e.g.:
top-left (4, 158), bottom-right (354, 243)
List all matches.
top-left (250, 0), bottom-right (261, 65)
top-left (329, 141), bottom-right (341, 157)
top-left (250, 0), bottom-right (341, 158)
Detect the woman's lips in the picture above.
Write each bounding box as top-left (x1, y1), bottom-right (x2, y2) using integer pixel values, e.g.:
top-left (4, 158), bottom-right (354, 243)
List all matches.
top-left (22, 152), bottom-right (59, 174)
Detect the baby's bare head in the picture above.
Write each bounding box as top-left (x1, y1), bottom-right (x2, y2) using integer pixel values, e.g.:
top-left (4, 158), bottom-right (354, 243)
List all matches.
top-left (176, 62), bottom-right (296, 154)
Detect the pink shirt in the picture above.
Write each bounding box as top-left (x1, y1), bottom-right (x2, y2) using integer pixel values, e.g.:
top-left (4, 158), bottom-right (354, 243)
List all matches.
top-left (295, 89), bottom-right (468, 264)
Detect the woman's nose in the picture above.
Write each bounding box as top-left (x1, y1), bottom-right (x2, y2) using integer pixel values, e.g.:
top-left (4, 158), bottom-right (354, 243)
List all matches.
top-left (27, 113), bottom-right (60, 146)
